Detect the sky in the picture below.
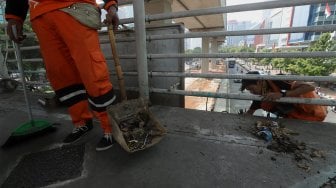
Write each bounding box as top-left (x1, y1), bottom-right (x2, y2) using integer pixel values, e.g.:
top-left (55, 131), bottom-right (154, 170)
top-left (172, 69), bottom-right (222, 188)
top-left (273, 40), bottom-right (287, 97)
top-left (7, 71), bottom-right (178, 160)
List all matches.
top-left (226, 0), bottom-right (274, 22)
top-left (188, 0), bottom-right (275, 49)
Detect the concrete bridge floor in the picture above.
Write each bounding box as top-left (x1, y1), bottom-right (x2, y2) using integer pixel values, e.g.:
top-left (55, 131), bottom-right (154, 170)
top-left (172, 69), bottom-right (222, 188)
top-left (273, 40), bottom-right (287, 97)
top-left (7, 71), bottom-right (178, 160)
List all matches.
top-left (0, 91), bottom-right (335, 188)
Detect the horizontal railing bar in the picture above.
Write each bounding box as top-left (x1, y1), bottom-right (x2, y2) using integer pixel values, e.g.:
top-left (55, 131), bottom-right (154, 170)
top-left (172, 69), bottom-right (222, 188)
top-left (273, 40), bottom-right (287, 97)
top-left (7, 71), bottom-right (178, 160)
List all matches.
top-left (99, 25), bottom-right (336, 43)
top-left (108, 87), bottom-right (336, 106)
top-left (150, 88), bottom-right (336, 106)
top-left (147, 25), bottom-right (336, 40)
top-left (7, 51), bottom-right (336, 63)
top-left (3, 24), bottom-right (336, 49)
top-left (148, 52), bottom-right (336, 59)
top-left (120, 71), bottom-right (336, 82)
top-left (147, 0), bottom-right (335, 22)
top-left (119, 0), bottom-right (133, 6)
top-left (8, 70), bottom-right (336, 82)
top-left (0, 0), bottom-right (333, 27)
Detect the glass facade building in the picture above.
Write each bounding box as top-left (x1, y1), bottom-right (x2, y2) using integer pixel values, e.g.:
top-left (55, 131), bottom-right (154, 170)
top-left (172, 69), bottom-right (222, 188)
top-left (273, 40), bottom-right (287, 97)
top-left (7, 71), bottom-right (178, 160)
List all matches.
top-left (0, 5), bottom-right (4, 23)
top-left (307, 3), bottom-right (336, 40)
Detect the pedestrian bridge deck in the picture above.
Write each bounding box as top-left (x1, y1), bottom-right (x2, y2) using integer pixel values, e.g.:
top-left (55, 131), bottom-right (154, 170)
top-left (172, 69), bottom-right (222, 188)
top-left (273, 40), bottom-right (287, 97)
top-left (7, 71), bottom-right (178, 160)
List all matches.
top-left (0, 91), bottom-right (335, 188)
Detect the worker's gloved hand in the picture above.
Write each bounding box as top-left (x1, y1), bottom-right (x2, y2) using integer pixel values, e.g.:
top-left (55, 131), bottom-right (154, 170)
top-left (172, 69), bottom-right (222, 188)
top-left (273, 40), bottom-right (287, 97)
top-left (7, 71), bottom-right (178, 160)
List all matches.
top-left (6, 19), bottom-right (26, 43)
top-left (104, 5), bottom-right (119, 31)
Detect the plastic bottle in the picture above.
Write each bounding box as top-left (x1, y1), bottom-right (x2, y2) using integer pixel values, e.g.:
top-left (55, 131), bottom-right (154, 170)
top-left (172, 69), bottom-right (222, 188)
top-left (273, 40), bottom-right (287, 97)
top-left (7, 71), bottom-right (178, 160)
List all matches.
top-left (257, 127), bottom-right (273, 142)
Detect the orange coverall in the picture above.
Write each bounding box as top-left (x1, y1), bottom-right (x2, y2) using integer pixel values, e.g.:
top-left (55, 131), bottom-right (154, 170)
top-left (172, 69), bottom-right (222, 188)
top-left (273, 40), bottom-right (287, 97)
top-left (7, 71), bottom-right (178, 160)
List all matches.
top-left (6, 0), bottom-right (118, 133)
top-left (260, 81), bottom-right (327, 122)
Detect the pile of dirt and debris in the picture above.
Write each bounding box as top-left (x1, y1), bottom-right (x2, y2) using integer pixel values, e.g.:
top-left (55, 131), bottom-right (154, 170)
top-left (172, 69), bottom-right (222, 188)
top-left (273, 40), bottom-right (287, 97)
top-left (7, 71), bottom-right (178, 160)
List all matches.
top-left (118, 109), bottom-right (165, 152)
top-left (252, 120), bottom-right (326, 172)
top-left (107, 98), bottom-right (167, 153)
top-left (320, 176), bottom-right (336, 188)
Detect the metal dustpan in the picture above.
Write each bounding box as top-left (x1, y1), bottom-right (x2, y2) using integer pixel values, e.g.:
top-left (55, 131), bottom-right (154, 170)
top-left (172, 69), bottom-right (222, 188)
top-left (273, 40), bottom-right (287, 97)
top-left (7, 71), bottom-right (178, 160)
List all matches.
top-left (107, 98), bottom-right (167, 153)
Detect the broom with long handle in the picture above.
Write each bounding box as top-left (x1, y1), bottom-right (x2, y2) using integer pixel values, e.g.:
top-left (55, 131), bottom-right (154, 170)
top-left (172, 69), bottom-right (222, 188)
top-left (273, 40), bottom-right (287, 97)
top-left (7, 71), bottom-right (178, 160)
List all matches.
top-left (12, 26), bottom-right (34, 121)
top-left (2, 26), bottom-right (54, 148)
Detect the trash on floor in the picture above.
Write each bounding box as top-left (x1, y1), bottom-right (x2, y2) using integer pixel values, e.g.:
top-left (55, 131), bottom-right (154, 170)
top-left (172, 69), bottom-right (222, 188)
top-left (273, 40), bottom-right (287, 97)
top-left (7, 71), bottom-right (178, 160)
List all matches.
top-left (107, 98), bottom-right (167, 153)
top-left (252, 120), bottom-right (326, 172)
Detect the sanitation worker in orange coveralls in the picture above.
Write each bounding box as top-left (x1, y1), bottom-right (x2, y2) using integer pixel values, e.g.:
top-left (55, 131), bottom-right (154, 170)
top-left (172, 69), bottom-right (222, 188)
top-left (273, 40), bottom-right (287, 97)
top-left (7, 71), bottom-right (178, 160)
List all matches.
top-left (6, 0), bottom-right (120, 151)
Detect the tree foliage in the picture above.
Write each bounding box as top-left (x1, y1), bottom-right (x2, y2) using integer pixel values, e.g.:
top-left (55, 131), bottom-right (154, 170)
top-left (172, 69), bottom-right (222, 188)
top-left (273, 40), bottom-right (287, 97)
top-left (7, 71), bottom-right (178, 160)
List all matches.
top-left (219, 46), bottom-right (255, 53)
top-left (272, 33), bottom-right (336, 75)
top-left (193, 47), bottom-right (202, 53)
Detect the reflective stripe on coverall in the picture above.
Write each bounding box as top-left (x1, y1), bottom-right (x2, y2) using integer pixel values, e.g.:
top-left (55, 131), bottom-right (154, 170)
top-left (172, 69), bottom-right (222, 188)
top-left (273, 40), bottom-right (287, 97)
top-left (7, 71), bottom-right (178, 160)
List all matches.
top-left (32, 10), bottom-right (114, 133)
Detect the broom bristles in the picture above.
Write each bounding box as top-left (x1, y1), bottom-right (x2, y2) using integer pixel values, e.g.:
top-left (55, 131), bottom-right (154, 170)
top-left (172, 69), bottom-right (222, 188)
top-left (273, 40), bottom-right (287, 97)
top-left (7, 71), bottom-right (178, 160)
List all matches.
top-left (1, 126), bottom-right (57, 149)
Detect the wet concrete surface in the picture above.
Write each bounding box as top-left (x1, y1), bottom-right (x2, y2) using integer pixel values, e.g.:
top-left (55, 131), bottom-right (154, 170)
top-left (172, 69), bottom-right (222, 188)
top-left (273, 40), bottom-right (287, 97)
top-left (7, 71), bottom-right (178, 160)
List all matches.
top-left (0, 91), bottom-right (336, 188)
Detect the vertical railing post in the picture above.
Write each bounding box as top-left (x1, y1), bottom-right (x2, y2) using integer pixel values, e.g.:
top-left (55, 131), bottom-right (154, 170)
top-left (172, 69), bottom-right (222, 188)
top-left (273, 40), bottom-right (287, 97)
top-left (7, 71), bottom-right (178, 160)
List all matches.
top-left (133, 0), bottom-right (149, 100)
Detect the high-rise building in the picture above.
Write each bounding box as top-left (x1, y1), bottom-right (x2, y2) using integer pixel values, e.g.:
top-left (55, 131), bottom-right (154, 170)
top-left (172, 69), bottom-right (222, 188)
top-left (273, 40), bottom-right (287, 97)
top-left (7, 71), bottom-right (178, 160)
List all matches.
top-left (226, 20), bottom-right (255, 46)
top-left (288, 5), bottom-right (311, 44)
top-left (307, 2), bottom-right (336, 40)
top-left (256, 3), bottom-right (335, 50)
top-left (265, 7), bottom-right (293, 47)
top-left (0, 2), bottom-right (5, 24)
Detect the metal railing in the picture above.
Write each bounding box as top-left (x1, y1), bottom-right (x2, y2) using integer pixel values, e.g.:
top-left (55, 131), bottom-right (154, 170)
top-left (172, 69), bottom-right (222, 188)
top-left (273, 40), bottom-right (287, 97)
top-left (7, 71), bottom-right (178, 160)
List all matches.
top-left (129, 0), bottom-right (336, 107)
top-left (1, 0), bottom-right (336, 108)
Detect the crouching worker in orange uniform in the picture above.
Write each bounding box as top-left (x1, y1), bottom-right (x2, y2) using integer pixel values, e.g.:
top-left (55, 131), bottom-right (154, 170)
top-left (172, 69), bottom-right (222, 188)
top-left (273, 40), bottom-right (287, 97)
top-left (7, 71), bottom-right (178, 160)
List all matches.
top-left (241, 71), bottom-right (327, 122)
top-left (5, 0), bottom-right (120, 151)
